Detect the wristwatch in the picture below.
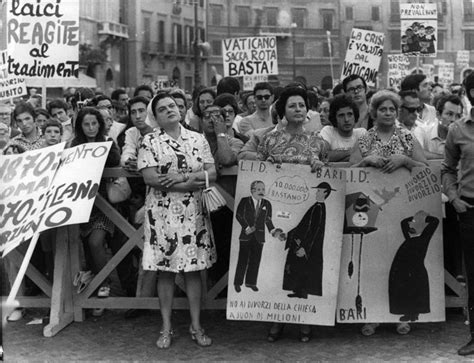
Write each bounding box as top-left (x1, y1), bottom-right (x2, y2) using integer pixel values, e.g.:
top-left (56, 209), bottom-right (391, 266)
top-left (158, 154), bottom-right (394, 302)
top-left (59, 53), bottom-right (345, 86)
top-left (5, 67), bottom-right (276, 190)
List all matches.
top-left (217, 133), bottom-right (227, 138)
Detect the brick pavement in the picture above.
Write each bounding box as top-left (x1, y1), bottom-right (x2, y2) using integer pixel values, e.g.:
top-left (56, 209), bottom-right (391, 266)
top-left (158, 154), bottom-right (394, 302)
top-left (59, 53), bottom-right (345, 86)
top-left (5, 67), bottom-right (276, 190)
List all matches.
top-left (2, 309), bottom-right (473, 361)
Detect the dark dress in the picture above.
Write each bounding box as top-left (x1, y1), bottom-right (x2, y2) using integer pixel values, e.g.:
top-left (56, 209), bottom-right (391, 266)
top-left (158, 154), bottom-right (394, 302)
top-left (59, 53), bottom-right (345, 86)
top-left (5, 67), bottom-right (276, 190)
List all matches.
top-left (283, 202), bottom-right (326, 297)
top-left (388, 216), bottom-right (439, 315)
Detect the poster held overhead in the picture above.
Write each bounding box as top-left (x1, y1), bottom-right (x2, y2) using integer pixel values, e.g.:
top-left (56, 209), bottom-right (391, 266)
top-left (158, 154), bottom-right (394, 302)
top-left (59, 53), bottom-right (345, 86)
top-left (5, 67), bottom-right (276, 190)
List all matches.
top-left (400, 3), bottom-right (438, 57)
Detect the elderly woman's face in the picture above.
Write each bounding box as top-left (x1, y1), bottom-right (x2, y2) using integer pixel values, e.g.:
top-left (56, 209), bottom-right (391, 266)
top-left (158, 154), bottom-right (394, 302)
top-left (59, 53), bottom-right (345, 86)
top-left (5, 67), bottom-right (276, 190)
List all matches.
top-left (375, 100), bottom-right (397, 128)
top-left (285, 95), bottom-right (307, 124)
top-left (155, 97), bottom-right (180, 128)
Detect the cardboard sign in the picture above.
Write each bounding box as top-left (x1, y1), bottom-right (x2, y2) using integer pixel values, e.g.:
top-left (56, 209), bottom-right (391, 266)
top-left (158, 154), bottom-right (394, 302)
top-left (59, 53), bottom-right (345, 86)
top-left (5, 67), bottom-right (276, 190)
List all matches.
top-left (400, 3), bottom-right (437, 57)
top-left (438, 62), bottom-right (454, 89)
top-left (6, 0), bottom-right (80, 79)
top-left (0, 142), bottom-right (112, 256)
top-left (422, 64), bottom-right (435, 82)
top-left (0, 49), bottom-right (26, 101)
top-left (341, 28), bottom-right (385, 87)
top-left (456, 50), bottom-right (470, 69)
top-left (243, 74), bottom-right (268, 91)
top-left (336, 166), bottom-right (444, 323)
top-left (227, 161), bottom-right (346, 326)
top-left (222, 37), bottom-right (278, 77)
top-left (387, 54), bottom-right (410, 90)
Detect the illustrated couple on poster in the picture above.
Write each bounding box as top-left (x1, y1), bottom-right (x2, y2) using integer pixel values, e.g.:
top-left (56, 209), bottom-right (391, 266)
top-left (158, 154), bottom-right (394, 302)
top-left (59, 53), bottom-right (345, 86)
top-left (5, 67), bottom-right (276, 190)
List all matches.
top-left (233, 179), bottom-right (440, 321)
top-left (233, 179), bottom-right (333, 298)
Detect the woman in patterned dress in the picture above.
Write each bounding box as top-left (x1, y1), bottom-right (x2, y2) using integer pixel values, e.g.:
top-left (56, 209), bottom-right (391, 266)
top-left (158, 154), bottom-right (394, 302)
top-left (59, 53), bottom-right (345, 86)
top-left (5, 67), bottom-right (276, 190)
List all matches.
top-left (257, 86), bottom-right (328, 343)
top-left (138, 92), bottom-right (217, 349)
top-left (350, 90), bottom-right (427, 173)
top-left (350, 90), bottom-right (427, 336)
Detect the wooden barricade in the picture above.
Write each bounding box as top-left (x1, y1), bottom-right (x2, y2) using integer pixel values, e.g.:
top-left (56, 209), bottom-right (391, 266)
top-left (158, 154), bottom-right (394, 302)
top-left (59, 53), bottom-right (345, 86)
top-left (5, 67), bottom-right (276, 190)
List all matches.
top-left (2, 163), bottom-right (467, 337)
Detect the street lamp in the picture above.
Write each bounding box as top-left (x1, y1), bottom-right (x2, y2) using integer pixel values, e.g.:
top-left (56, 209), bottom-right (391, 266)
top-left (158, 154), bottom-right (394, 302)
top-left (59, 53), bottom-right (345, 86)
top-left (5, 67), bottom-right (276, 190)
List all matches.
top-left (291, 23), bottom-right (297, 81)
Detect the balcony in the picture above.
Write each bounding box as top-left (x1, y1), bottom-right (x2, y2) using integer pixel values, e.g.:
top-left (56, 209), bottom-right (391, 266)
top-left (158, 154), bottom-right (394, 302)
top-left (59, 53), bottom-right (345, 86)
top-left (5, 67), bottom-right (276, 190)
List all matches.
top-left (258, 26), bottom-right (291, 38)
top-left (141, 42), bottom-right (206, 58)
top-left (98, 21), bottom-right (129, 39)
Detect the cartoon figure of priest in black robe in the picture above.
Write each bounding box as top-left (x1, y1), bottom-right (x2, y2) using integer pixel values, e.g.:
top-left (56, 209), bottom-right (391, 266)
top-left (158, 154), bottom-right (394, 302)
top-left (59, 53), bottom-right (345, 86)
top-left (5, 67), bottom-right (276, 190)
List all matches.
top-left (282, 182), bottom-right (334, 298)
top-left (389, 211), bottom-right (439, 321)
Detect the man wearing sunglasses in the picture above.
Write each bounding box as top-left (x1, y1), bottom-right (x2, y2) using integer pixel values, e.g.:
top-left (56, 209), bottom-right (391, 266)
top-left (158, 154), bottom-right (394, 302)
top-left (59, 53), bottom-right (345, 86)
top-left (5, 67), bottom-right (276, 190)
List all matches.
top-left (398, 90), bottom-right (423, 137)
top-left (400, 74), bottom-right (437, 127)
top-left (238, 82), bottom-right (274, 136)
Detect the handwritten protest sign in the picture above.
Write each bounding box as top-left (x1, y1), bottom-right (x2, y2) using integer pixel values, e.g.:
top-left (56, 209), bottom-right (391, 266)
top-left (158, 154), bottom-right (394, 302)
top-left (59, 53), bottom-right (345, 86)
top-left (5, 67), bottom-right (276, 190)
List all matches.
top-left (400, 3), bottom-right (437, 57)
top-left (422, 64), bottom-right (435, 82)
top-left (6, 0), bottom-right (80, 79)
top-left (227, 161), bottom-right (345, 325)
top-left (222, 36), bottom-right (278, 77)
top-left (0, 49), bottom-right (26, 101)
top-left (438, 62), bottom-right (454, 89)
top-left (456, 50), bottom-right (470, 70)
top-left (341, 28), bottom-right (385, 87)
top-left (336, 167), bottom-right (444, 323)
top-left (243, 74), bottom-right (268, 91)
top-left (0, 142), bottom-right (112, 256)
top-left (387, 54), bottom-right (410, 90)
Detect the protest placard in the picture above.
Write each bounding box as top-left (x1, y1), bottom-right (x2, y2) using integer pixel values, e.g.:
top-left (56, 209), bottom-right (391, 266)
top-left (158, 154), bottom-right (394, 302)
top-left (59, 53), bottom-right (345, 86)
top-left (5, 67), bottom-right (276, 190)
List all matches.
top-left (6, 0), bottom-right (80, 79)
top-left (243, 74), bottom-right (268, 91)
top-left (341, 28), bottom-right (385, 87)
top-left (222, 36), bottom-right (278, 77)
top-left (336, 166), bottom-right (444, 323)
top-left (438, 62), bottom-right (454, 89)
top-left (387, 54), bottom-right (410, 90)
top-left (422, 64), bottom-right (435, 82)
top-left (400, 3), bottom-right (437, 57)
top-left (227, 161), bottom-right (346, 326)
top-left (0, 141), bottom-right (112, 256)
top-left (0, 49), bottom-right (26, 101)
top-left (456, 50), bottom-right (470, 69)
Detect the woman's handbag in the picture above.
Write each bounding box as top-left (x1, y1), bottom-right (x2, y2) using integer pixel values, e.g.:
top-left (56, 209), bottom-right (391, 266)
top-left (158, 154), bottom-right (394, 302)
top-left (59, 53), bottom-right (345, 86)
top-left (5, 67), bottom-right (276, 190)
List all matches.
top-left (106, 177), bottom-right (132, 203)
top-left (201, 170), bottom-right (226, 213)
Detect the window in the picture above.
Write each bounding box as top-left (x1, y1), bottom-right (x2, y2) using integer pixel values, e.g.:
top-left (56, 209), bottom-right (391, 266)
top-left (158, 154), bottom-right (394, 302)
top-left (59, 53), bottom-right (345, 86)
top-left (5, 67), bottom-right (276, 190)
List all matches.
top-left (390, 30), bottom-right (401, 51)
top-left (465, 0), bottom-right (474, 21)
top-left (158, 20), bottom-right (165, 52)
top-left (295, 42), bottom-right (305, 57)
top-left (322, 12), bottom-right (333, 31)
top-left (212, 40), bottom-right (222, 56)
top-left (210, 5), bottom-right (222, 26)
top-left (465, 31), bottom-right (474, 49)
top-left (292, 8), bottom-right (306, 28)
top-left (390, 0), bottom-right (400, 22)
top-left (438, 0), bottom-right (447, 22)
top-left (372, 7), bottom-right (380, 21)
top-left (438, 31), bottom-right (444, 51)
top-left (346, 6), bottom-right (353, 21)
top-left (175, 24), bottom-right (183, 53)
top-left (237, 6), bottom-right (251, 27)
top-left (323, 41), bottom-right (330, 57)
top-left (265, 7), bottom-right (278, 26)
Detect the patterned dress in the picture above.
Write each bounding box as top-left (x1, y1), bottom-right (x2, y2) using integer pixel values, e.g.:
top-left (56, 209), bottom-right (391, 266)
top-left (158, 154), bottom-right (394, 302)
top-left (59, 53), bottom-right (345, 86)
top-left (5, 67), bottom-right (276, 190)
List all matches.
top-left (137, 126), bottom-right (216, 272)
top-left (257, 129), bottom-right (328, 164)
top-left (358, 126), bottom-right (414, 158)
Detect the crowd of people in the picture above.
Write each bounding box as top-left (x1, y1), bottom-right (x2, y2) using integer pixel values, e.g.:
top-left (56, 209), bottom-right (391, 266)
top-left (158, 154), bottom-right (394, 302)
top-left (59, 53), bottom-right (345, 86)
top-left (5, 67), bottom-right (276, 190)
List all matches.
top-left (1, 70), bottom-right (473, 355)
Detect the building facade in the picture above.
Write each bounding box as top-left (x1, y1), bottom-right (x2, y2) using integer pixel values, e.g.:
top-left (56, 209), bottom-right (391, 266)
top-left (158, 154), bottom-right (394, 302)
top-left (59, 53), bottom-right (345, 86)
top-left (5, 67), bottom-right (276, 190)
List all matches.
top-left (124, 0), bottom-right (207, 93)
top-left (207, 0), bottom-right (342, 90)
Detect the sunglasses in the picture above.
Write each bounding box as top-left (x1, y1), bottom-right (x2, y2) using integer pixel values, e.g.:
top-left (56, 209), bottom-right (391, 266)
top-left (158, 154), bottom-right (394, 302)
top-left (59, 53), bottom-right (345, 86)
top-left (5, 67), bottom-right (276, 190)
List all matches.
top-left (203, 110), bottom-right (224, 119)
top-left (255, 94), bottom-right (272, 101)
top-left (401, 105), bottom-right (422, 114)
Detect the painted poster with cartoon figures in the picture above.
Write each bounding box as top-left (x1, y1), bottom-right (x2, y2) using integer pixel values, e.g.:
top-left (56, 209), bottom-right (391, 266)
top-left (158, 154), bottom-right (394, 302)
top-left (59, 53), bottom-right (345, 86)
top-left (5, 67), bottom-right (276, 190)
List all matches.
top-left (226, 160), bottom-right (346, 326)
top-left (400, 3), bottom-right (437, 57)
top-left (336, 166), bottom-right (444, 323)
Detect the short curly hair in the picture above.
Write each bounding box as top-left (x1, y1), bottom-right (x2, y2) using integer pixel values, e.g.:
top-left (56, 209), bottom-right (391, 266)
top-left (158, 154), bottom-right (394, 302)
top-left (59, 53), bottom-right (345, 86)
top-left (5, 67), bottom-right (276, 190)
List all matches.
top-left (369, 90), bottom-right (401, 120)
top-left (274, 87), bottom-right (309, 120)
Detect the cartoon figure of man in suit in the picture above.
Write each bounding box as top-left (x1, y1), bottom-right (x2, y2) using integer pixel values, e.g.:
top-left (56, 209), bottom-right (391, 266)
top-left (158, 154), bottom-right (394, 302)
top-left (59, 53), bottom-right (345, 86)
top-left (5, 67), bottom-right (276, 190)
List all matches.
top-left (234, 180), bottom-right (284, 293)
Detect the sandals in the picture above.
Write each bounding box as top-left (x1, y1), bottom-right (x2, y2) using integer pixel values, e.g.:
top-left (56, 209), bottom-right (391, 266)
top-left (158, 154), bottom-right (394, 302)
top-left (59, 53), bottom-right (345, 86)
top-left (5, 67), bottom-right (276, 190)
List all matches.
top-left (267, 323), bottom-right (284, 342)
top-left (396, 322), bottom-right (411, 335)
top-left (189, 325), bottom-right (212, 347)
top-left (156, 329), bottom-right (174, 349)
top-left (299, 325), bottom-right (312, 343)
top-left (361, 323), bottom-right (379, 336)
